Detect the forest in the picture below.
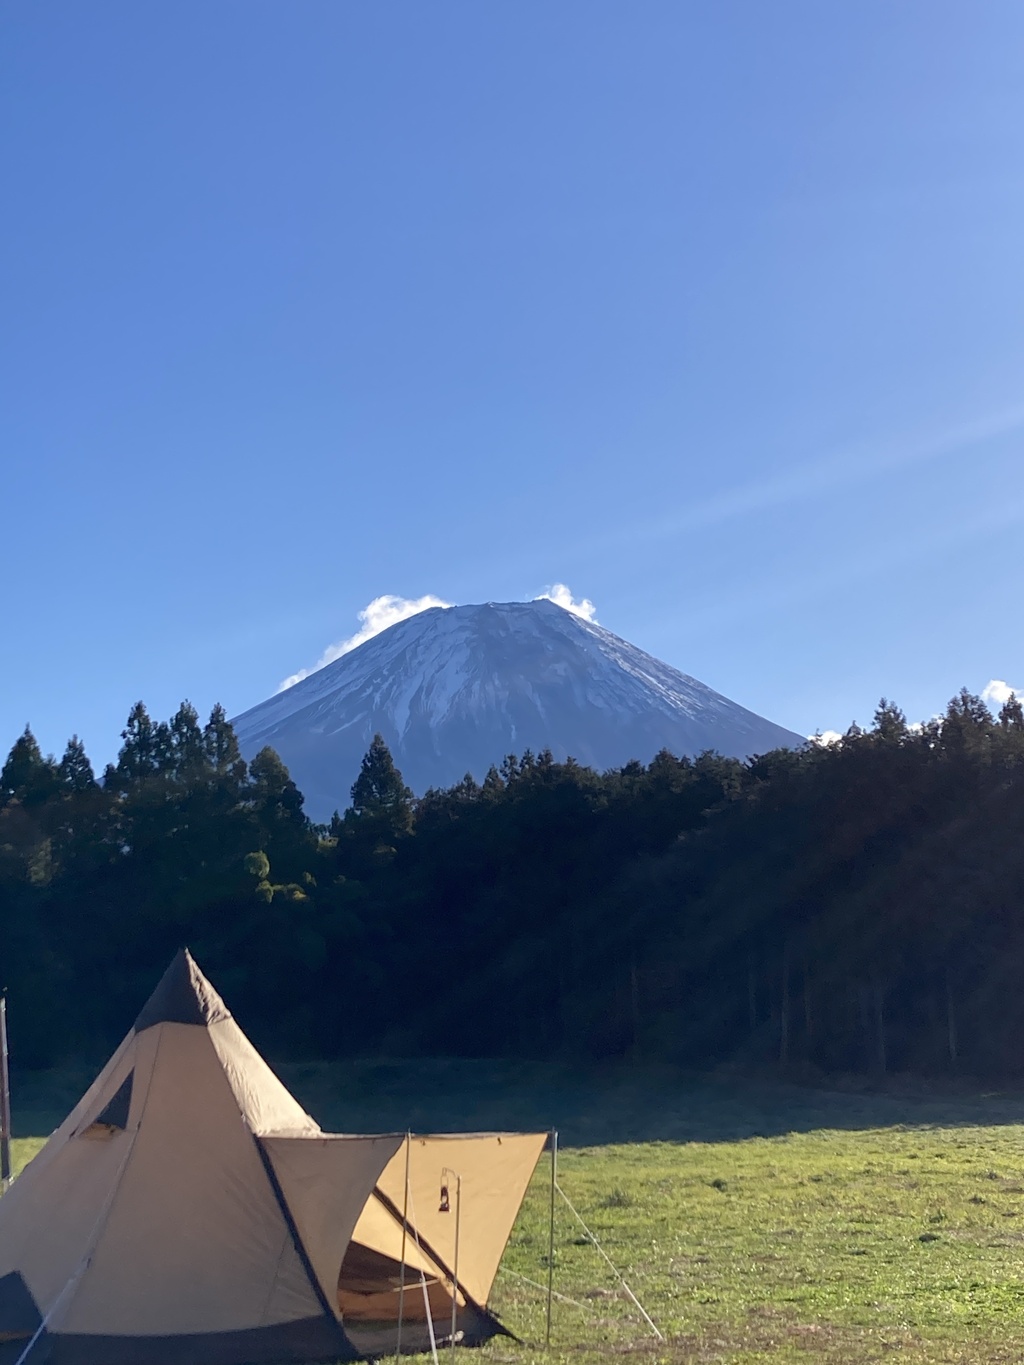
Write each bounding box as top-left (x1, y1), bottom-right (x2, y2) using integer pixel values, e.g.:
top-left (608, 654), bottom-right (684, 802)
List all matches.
top-left (2, 688), bottom-right (1024, 1078)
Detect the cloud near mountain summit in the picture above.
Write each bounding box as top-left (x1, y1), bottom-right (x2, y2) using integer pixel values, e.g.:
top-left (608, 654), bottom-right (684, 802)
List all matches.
top-left (533, 584), bottom-right (598, 623)
top-left (278, 593), bottom-right (453, 692)
top-left (278, 585), bottom-right (598, 692)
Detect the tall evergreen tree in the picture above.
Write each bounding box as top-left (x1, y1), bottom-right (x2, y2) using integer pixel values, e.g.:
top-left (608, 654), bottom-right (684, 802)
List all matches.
top-left (203, 704), bottom-right (247, 782)
top-left (249, 747), bottom-right (305, 822)
top-left (115, 702), bottom-right (160, 785)
top-left (872, 698), bottom-right (909, 745)
top-left (58, 736), bottom-right (97, 793)
top-left (349, 734), bottom-right (413, 835)
top-left (942, 689), bottom-right (994, 753)
top-left (999, 693), bottom-right (1024, 729)
top-left (0, 726), bottom-right (59, 807)
top-left (169, 701), bottom-right (206, 783)
top-left (248, 747), bottom-right (313, 880)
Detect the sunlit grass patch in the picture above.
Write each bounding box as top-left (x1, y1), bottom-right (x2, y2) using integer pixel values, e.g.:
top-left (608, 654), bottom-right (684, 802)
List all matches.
top-left (480, 1122), bottom-right (1024, 1363)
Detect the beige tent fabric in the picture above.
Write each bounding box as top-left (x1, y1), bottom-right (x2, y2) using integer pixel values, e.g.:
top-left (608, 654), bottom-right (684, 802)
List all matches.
top-left (262, 1134), bottom-right (404, 1311)
top-left (373, 1133), bottom-right (548, 1306)
top-left (348, 1189), bottom-right (442, 1284)
top-left (62, 1024), bottom-right (320, 1337)
top-left (208, 1016), bottom-right (320, 1137)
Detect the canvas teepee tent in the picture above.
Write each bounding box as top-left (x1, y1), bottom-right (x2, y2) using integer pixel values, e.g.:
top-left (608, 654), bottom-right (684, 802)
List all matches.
top-left (0, 952), bottom-right (546, 1365)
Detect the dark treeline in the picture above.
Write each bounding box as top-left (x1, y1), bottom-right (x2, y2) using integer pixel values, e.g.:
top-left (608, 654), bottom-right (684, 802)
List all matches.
top-left (3, 688), bottom-right (1024, 1077)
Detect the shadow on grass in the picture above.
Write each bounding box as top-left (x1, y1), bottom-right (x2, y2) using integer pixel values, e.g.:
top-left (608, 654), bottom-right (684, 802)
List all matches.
top-left (13, 1057), bottom-right (1024, 1147)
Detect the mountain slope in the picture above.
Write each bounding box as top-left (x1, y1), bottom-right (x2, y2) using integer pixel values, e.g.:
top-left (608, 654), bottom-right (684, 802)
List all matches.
top-left (232, 600), bottom-right (803, 818)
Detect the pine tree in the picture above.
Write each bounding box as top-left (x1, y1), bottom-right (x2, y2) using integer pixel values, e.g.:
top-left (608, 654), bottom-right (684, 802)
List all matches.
top-left (999, 693), bottom-right (1024, 729)
top-left (249, 747), bottom-right (305, 821)
top-left (203, 704), bottom-right (246, 782)
top-left (0, 726), bottom-right (60, 807)
top-left (942, 689), bottom-right (994, 755)
top-left (873, 698), bottom-right (909, 745)
top-left (349, 734), bottom-right (413, 835)
top-left (482, 765), bottom-right (504, 795)
top-left (115, 703), bottom-right (159, 785)
top-left (248, 747), bottom-right (313, 880)
top-left (58, 736), bottom-right (97, 793)
top-left (169, 701), bottom-right (206, 783)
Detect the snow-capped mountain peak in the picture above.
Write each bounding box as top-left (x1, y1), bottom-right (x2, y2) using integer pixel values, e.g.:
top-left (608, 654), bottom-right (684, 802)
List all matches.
top-left (231, 599), bottom-right (802, 818)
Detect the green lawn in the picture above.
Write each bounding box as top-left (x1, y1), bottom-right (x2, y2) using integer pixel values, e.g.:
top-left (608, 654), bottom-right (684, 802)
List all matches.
top-left (13, 1063), bottom-right (1024, 1362)
top-left (490, 1123), bottom-right (1024, 1363)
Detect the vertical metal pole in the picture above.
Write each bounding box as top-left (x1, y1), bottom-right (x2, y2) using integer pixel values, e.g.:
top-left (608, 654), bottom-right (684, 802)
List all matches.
top-left (546, 1129), bottom-right (557, 1346)
top-left (450, 1174), bottom-right (461, 1365)
top-left (0, 993), bottom-right (11, 1190)
top-left (395, 1132), bottom-right (411, 1362)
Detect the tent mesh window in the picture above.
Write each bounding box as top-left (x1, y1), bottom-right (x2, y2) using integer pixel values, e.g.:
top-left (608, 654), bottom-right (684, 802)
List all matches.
top-left (77, 1071), bottom-right (134, 1139)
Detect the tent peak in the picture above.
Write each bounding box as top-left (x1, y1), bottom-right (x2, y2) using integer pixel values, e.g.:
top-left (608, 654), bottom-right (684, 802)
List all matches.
top-left (134, 948), bottom-right (232, 1032)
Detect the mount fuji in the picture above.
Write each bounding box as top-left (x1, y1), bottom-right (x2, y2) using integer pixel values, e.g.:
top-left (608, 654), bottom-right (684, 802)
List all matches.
top-left (231, 599), bottom-right (803, 819)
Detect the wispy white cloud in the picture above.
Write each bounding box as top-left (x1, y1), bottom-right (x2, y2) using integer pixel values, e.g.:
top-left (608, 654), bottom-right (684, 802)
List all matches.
top-left (642, 492), bottom-right (1024, 643)
top-left (808, 729), bottom-right (844, 747)
top-left (982, 679), bottom-right (1021, 707)
top-left (278, 593), bottom-right (452, 691)
top-left (535, 583), bottom-right (598, 623)
top-left (565, 402), bottom-right (1024, 563)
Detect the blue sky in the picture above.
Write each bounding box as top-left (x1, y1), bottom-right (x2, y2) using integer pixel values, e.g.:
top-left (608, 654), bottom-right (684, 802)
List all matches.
top-left (4, 1), bottom-right (1024, 767)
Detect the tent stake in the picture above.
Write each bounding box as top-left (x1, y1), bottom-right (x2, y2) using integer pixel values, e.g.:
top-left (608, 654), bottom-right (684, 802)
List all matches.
top-left (546, 1129), bottom-right (557, 1346)
top-left (1, 992), bottom-right (11, 1191)
top-left (395, 1131), bottom-right (411, 1362)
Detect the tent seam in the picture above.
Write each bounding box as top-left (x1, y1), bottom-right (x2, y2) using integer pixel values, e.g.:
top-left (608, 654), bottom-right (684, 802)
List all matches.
top-left (368, 1187), bottom-right (495, 1323)
top-left (59, 1024), bottom-right (165, 1321)
top-left (255, 1221), bottom-right (294, 1330)
top-left (251, 1137), bottom-right (354, 1358)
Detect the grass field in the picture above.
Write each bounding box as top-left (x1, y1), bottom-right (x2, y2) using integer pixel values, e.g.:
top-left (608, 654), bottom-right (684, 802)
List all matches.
top-left (12, 1061), bottom-right (1024, 1363)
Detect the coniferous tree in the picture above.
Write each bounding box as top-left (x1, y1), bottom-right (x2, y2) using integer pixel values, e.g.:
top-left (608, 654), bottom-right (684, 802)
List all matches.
top-left (0, 726), bottom-right (59, 807)
top-left (169, 701), bottom-right (206, 784)
top-left (348, 734), bottom-right (413, 837)
top-left (872, 698), bottom-right (909, 745)
top-left (482, 765), bottom-right (504, 796)
top-left (248, 747), bottom-right (313, 881)
top-left (203, 704), bottom-right (247, 783)
top-left (115, 702), bottom-right (160, 786)
top-left (58, 736), bottom-right (97, 793)
top-left (942, 689), bottom-right (994, 754)
top-left (249, 747), bottom-right (305, 823)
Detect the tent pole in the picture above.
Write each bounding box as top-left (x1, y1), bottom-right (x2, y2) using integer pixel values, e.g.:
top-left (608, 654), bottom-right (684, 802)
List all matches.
top-left (395, 1131), bottom-right (411, 1361)
top-left (440, 1168), bottom-right (461, 1362)
top-left (546, 1129), bottom-right (557, 1346)
top-left (0, 992), bottom-right (11, 1190)
top-left (451, 1172), bottom-right (461, 1363)
top-left (419, 1271), bottom-right (439, 1365)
